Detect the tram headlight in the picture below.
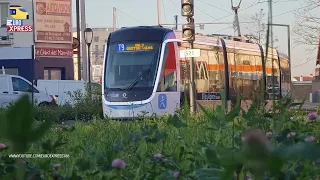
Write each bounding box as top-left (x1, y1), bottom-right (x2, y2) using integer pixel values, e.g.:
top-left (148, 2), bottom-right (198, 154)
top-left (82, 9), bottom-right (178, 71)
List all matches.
top-left (182, 23), bottom-right (195, 42)
top-left (181, 0), bottom-right (194, 17)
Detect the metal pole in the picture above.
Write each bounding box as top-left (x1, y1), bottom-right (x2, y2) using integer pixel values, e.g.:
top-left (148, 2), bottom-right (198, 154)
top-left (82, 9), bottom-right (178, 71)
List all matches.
top-left (189, 42), bottom-right (196, 114)
top-left (113, 7), bottom-right (117, 31)
top-left (31, 0), bottom-right (36, 106)
top-left (76, 0), bottom-right (81, 80)
top-left (31, 45), bottom-right (35, 107)
top-left (287, 25), bottom-right (292, 91)
top-left (157, 0), bottom-right (162, 25)
top-left (174, 15), bottom-right (178, 30)
top-left (87, 44), bottom-right (91, 85)
top-left (80, 0), bottom-right (87, 81)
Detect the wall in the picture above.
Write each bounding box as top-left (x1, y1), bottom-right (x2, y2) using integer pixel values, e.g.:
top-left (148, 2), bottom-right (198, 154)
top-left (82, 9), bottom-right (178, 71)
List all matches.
top-left (34, 58), bottom-right (74, 80)
top-left (0, 59), bottom-right (33, 81)
top-left (292, 84), bottom-right (312, 102)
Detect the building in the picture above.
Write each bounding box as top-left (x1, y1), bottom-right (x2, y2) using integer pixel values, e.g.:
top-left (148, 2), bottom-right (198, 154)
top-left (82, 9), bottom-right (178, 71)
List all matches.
top-left (0, 0), bottom-right (73, 82)
top-left (73, 27), bottom-right (116, 82)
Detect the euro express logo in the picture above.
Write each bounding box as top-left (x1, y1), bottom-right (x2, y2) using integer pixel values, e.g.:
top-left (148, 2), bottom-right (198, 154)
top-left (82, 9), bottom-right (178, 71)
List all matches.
top-left (9, 5), bottom-right (29, 20)
top-left (7, 5), bottom-right (32, 32)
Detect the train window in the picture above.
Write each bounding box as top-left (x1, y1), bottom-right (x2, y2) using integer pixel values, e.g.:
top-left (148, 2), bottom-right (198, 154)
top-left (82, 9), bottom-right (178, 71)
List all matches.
top-left (208, 51), bottom-right (224, 93)
top-left (195, 50), bottom-right (208, 80)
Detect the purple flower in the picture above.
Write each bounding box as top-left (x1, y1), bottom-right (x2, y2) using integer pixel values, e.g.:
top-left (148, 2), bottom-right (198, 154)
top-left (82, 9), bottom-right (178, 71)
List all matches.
top-left (0, 143), bottom-right (6, 150)
top-left (112, 158), bottom-right (126, 169)
top-left (173, 171), bottom-right (180, 178)
top-left (305, 136), bottom-right (315, 143)
top-left (53, 163), bottom-right (61, 170)
top-left (154, 153), bottom-right (163, 160)
top-left (308, 112), bottom-right (318, 122)
top-left (242, 128), bottom-right (267, 143)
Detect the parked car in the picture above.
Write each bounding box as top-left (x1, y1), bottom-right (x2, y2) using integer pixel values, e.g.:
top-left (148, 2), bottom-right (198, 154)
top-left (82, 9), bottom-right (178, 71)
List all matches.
top-left (0, 74), bottom-right (57, 108)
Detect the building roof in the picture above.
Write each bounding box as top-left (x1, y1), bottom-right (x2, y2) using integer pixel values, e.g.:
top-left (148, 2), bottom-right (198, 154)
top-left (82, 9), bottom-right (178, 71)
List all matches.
top-left (292, 76), bottom-right (315, 81)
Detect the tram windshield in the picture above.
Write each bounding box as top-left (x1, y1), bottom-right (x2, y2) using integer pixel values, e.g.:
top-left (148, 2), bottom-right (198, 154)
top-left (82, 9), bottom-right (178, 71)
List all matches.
top-left (104, 42), bottom-right (161, 91)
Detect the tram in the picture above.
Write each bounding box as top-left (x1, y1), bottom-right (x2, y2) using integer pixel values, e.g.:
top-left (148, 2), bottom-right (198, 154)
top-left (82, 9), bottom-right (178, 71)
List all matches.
top-left (102, 26), bottom-right (290, 119)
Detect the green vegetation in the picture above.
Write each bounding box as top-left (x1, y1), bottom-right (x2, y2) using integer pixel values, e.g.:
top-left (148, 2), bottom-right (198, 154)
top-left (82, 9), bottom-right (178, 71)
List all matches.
top-left (0, 89), bottom-right (320, 179)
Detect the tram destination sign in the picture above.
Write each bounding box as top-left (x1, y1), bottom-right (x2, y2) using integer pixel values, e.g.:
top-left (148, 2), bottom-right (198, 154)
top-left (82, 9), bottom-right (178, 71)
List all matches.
top-left (180, 49), bottom-right (200, 58)
top-left (197, 93), bottom-right (221, 100)
top-left (116, 43), bottom-right (154, 52)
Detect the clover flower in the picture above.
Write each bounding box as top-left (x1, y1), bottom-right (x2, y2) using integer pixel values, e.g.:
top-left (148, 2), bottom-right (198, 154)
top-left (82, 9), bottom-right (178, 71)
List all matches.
top-left (154, 153), bottom-right (163, 160)
top-left (174, 171), bottom-right (180, 178)
top-left (308, 112), bottom-right (318, 122)
top-left (112, 158), bottom-right (126, 169)
top-left (53, 163), bottom-right (61, 170)
top-left (304, 136), bottom-right (315, 143)
top-left (0, 143), bottom-right (6, 150)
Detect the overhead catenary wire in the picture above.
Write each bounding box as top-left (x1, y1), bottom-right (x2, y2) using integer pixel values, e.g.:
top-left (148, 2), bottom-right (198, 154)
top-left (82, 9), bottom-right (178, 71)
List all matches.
top-left (162, 0), bottom-right (168, 24)
top-left (160, 21), bottom-right (254, 26)
top-left (168, 0), bottom-right (179, 14)
top-left (214, 3), bottom-right (313, 33)
top-left (116, 8), bottom-right (145, 25)
top-left (211, 0), bottom-right (261, 23)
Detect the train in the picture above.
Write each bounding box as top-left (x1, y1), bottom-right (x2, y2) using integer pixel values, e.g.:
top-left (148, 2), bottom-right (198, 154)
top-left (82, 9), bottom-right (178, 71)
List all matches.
top-left (102, 26), bottom-right (291, 119)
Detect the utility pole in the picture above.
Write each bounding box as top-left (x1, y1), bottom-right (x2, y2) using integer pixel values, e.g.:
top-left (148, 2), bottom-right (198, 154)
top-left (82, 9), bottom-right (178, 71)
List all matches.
top-left (181, 0), bottom-right (196, 114)
top-left (174, 15), bottom-right (178, 30)
top-left (231, 0), bottom-right (242, 37)
top-left (76, 0), bottom-right (81, 80)
top-left (80, 0), bottom-right (87, 81)
top-left (113, 7), bottom-right (117, 31)
top-left (157, 0), bottom-right (162, 25)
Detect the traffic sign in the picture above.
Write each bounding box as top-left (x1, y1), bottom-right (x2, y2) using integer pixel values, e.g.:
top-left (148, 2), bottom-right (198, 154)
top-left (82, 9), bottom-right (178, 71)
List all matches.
top-left (180, 49), bottom-right (200, 58)
top-left (72, 37), bottom-right (80, 49)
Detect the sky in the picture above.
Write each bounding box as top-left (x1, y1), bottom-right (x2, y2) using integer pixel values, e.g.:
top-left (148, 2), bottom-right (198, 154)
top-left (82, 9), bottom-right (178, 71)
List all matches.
top-left (71, 0), bottom-right (319, 77)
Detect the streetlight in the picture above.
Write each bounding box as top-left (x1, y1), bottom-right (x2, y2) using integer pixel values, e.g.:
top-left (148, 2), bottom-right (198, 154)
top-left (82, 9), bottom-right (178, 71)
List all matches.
top-left (84, 28), bottom-right (93, 86)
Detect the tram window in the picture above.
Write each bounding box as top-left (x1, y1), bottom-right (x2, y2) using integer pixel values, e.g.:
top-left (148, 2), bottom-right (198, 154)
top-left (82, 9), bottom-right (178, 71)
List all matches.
top-left (227, 50), bottom-right (238, 99)
top-left (207, 51), bottom-right (223, 92)
top-left (157, 42), bottom-right (177, 92)
top-left (105, 45), bottom-right (160, 89)
top-left (233, 53), bottom-right (244, 97)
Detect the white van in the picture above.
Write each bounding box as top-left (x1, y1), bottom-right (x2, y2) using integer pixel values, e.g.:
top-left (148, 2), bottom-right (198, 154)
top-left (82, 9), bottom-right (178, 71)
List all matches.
top-left (35, 80), bottom-right (101, 106)
top-left (36, 80), bottom-right (87, 106)
top-left (0, 74), bottom-right (57, 108)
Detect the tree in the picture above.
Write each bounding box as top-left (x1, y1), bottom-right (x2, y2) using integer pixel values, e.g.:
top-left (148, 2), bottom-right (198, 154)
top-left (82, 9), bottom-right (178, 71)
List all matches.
top-left (293, 0), bottom-right (319, 53)
top-left (244, 9), bottom-right (278, 47)
top-left (244, 9), bottom-right (266, 44)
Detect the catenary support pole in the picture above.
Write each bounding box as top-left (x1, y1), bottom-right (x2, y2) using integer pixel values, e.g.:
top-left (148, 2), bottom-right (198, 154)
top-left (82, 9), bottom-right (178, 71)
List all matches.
top-left (76, 0), bottom-right (81, 80)
top-left (80, 0), bottom-right (87, 81)
top-left (113, 7), bottom-right (117, 31)
top-left (189, 42), bottom-right (196, 114)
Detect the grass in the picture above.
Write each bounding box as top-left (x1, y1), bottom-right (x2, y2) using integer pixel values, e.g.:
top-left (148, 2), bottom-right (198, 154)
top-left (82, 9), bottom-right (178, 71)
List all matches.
top-left (1, 93), bottom-right (320, 179)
